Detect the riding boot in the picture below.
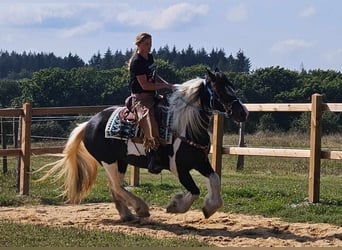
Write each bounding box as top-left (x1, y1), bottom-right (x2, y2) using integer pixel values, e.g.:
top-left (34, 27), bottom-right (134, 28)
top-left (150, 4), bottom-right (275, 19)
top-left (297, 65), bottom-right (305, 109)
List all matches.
top-left (147, 149), bottom-right (164, 174)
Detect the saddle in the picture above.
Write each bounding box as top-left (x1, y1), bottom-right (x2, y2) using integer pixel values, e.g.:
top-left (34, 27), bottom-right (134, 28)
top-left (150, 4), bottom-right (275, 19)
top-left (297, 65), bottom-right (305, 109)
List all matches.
top-left (105, 95), bottom-right (172, 144)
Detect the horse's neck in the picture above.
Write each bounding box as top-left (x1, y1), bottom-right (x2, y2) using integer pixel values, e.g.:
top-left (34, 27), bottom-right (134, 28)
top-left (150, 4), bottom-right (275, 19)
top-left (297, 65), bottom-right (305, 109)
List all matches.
top-left (184, 111), bottom-right (211, 145)
top-left (169, 80), bottom-right (213, 144)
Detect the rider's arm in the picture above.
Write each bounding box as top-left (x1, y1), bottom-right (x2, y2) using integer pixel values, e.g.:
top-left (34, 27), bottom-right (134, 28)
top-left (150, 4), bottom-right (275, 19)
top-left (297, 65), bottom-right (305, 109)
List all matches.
top-left (136, 74), bottom-right (174, 91)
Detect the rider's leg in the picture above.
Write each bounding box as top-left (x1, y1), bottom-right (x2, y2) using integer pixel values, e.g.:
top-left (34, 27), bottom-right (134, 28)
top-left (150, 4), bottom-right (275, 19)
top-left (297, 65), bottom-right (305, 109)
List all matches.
top-left (134, 93), bottom-right (158, 149)
top-left (144, 107), bottom-right (165, 174)
top-left (134, 93), bottom-right (163, 174)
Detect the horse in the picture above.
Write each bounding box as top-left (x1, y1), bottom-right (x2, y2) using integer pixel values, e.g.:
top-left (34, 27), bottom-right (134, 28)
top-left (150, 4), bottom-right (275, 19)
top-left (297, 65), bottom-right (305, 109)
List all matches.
top-left (38, 69), bottom-right (248, 221)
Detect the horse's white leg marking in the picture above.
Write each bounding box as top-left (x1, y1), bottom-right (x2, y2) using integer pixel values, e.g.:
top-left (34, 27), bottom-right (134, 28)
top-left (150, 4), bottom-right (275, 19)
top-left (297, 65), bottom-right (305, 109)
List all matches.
top-left (202, 172), bottom-right (223, 218)
top-left (167, 128), bottom-right (198, 213)
top-left (166, 192), bottom-right (199, 213)
top-left (102, 161), bottom-right (150, 218)
top-left (169, 138), bottom-right (181, 177)
top-left (101, 161), bottom-right (133, 221)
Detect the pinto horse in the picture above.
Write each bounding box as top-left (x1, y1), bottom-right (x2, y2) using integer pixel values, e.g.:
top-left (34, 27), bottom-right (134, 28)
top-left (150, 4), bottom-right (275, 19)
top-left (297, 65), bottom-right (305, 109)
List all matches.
top-left (39, 69), bottom-right (248, 221)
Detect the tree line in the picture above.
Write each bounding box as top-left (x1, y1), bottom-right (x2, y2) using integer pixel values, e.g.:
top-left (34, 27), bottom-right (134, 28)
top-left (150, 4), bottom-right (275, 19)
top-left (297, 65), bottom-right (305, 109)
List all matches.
top-left (0, 48), bottom-right (341, 135)
top-left (1, 64), bottom-right (341, 135)
top-left (0, 45), bottom-right (250, 79)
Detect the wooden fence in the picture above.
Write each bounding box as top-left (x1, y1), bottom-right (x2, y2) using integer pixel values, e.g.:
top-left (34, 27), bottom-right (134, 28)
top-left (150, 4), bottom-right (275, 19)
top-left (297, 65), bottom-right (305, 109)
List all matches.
top-left (0, 94), bottom-right (341, 203)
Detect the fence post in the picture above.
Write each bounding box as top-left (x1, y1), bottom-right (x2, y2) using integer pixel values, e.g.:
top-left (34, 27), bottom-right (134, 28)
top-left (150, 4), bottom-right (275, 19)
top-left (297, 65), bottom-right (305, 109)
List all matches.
top-left (308, 94), bottom-right (322, 203)
top-left (236, 122), bottom-right (245, 171)
top-left (130, 166), bottom-right (140, 186)
top-left (1, 117), bottom-right (8, 173)
top-left (16, 118), bottom-right (22, 193)
top-left (212, 113), bottom-right (224, 178)
top-left (19, 103), bottom-right (32, 195)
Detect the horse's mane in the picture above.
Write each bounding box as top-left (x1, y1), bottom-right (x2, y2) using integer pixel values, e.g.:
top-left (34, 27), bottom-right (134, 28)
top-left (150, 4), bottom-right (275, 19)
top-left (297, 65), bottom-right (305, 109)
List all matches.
top-left (169, 78), bottom-right (208, 138)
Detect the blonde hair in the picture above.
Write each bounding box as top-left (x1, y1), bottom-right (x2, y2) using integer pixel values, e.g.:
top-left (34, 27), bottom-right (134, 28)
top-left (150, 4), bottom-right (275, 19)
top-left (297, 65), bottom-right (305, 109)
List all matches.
top-left (128, 32), bottom-right (152, 70)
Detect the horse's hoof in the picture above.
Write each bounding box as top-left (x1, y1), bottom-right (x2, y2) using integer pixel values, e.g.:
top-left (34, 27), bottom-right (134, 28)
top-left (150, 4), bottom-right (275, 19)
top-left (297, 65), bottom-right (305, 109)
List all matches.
top-left (202, 207), bottom-right (210, 218)
top-left (166, 202), bottom-right (182, 213)
top-left (148, 168), bottom-right (162, 174)
top-left (166, 205), bottom-right (186, 214)
top-left (135, 204), bottom-right (150, 218)
top-left (120, 214), bottom-right (137, 222)
top-left (202, 206), bottom-right (219, 219)
top-left (137, 211), bottom-right (151, 218)
top-left (138, 216), bottom-right (151, 225)
top-left (166, 206), bottom-right (176, 213)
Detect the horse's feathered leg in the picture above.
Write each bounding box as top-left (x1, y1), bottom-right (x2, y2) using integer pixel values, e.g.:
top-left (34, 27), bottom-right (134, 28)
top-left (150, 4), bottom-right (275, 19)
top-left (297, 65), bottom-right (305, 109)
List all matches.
top-left (102, 161), bottom-right (150, 218)
top-left (202, 172), bottom-right (223, 218)
top-left (166, 191), bottom-right (199, 213)
top-left (166, 170), bottom-right (199, 213)
top-left (106, 166), bottom-right (135, 222)
top-left (195, 159), bottom-right (223, 218)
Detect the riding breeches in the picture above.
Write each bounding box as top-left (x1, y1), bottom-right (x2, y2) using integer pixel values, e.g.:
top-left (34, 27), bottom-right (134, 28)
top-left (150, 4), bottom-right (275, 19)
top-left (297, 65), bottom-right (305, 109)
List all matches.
top-left (133, 92), bottom-right (160, 150)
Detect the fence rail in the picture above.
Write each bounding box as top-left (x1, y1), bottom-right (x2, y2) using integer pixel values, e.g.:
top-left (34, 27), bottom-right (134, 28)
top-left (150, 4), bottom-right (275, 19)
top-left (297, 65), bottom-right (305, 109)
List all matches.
top-left (0, 94), bottom-right (341, 203)
top-left (210, 94), bottom-right (342, 203)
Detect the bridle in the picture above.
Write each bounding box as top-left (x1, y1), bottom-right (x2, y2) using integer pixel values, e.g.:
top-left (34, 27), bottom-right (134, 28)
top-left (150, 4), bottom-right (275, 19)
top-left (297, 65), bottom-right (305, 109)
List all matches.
top-left (172, 79), bottom-right (239, 154)
top-left (171, 77), bottom-right (242, 154)
top-left (203, 79), bottom-right (240, 118)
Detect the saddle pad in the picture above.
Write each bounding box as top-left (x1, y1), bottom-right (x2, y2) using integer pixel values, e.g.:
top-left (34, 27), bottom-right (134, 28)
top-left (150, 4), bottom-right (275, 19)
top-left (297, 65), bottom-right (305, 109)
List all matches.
top-left (105, 106), bottom-right (173, 143)
top-left (105, 107), bottom-right (139, 139)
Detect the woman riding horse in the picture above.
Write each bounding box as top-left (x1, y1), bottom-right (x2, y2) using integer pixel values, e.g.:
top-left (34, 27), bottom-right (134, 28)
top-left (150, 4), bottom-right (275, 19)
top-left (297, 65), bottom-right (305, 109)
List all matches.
top-left (38, 69), bottom-right (248, 221)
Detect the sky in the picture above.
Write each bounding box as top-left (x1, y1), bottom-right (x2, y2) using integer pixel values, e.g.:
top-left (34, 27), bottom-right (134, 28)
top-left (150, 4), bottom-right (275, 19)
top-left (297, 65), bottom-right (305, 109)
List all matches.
top-left (1, 0), bottom-right (341, 72)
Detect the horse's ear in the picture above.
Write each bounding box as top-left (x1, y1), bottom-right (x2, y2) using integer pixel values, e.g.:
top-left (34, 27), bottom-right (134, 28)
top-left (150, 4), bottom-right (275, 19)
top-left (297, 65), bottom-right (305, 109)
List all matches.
top-left (206, 69), bottom-right (216, 81)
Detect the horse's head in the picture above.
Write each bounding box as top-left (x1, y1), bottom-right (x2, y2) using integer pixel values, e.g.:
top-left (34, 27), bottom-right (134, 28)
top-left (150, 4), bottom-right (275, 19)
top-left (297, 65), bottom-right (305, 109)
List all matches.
top-left (205, 69), bottom-right (248, 123)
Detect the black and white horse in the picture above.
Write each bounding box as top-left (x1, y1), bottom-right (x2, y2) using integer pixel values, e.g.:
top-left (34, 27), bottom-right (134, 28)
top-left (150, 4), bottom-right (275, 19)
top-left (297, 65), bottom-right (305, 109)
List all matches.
top-left (39, 69), bottom-right (248, 221)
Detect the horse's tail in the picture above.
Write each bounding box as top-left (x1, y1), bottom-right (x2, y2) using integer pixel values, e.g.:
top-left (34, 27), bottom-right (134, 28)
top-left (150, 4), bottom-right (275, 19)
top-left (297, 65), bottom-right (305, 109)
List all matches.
top-left (38, 122), bottom-right (98, 204)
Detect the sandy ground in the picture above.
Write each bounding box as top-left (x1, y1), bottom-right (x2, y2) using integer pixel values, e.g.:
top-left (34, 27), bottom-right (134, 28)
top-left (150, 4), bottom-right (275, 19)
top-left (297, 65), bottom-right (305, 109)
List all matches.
top-left (0, 202), bottom-right (341, 247)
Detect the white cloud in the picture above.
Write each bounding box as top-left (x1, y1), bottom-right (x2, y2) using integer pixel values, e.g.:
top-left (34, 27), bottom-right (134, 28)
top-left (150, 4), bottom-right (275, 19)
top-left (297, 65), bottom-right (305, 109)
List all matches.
top-left (151, 3), bottom-right (208, 30)
top-left (299, 6), bottom-right (316, 18)
top-left (226, 3), bottom-right (248, 22)
top-left (59, 21), bottom-right (103, 38)
top-left (116, 3), bottom-right (208, 30)
top-left (0, 2), bottom-right (208, 32)
top-left (271, 39), bottom-right (315, 54)
top-left (0, 3), bottom-right (77, 26)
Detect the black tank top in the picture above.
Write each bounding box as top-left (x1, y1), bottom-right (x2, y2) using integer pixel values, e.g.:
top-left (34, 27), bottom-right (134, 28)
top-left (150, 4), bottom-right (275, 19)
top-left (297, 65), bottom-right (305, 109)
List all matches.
top-left (130, 53), bottom-right (156, 94)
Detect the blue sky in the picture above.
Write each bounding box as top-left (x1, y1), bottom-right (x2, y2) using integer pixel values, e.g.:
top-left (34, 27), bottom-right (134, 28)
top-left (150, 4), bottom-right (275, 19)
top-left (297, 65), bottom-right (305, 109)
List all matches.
top-left (1, 0), bottom-right (341, 71)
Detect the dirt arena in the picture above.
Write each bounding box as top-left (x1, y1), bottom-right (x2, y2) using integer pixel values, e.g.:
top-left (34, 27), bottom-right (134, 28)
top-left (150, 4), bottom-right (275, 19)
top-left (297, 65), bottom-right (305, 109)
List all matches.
top-left (0, 202), bottom-right (341, 247)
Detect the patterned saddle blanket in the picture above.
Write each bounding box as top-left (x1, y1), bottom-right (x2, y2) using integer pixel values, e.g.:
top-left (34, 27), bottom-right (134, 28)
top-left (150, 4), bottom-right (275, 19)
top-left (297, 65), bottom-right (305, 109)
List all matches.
top-left (105, 97), bottom-right (172, 143)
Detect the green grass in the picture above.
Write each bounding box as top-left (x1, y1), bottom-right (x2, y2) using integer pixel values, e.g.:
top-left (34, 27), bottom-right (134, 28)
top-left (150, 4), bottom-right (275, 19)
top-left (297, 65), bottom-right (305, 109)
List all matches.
top-left (0, 132), bottom-right (341, 246)
top-left (0, 221), bottom-right (208, 247)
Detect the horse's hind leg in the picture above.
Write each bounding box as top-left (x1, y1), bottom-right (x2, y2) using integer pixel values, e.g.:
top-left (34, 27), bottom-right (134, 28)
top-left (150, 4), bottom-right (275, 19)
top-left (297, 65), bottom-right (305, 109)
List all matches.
top-left (102, 161), bottom-right (150, 218)
top-left (202, 172), bottom-right (223, 218)
top-left (108, 171), bottom-right (135, 222)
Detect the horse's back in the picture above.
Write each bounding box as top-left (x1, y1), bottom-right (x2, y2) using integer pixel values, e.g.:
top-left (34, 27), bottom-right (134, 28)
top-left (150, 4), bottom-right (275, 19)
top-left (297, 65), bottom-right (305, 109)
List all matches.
top-left (85, 106), bottom-right (118, 137)
top-left (83, 106), bottom-right (122, 164)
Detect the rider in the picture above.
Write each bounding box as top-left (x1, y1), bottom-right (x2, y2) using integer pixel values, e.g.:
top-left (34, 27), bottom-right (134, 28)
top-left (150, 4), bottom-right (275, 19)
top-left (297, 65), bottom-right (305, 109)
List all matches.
top-left (128, 32), bottom-right (174, 174)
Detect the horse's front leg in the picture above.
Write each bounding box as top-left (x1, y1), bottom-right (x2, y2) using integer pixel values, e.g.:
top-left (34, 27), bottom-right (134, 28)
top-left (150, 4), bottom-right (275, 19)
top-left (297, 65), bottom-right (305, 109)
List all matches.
top-left (102, 161), bottom-right (150, 219)
top-left (166, 170), bottom-right (199, 213)
top-left (202, 172), bottom-right (223, 218)
top-left (196, 158), bottom-right (223, 218)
